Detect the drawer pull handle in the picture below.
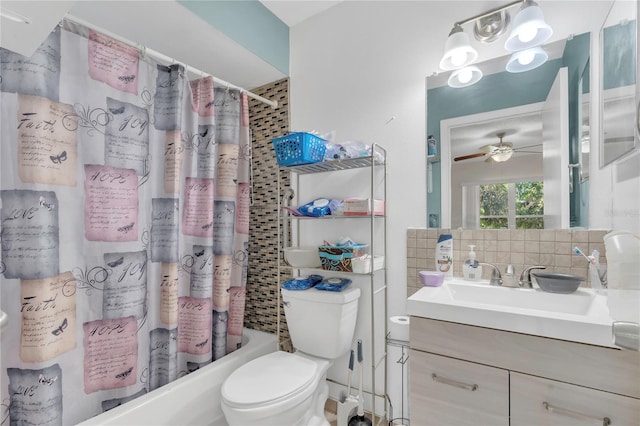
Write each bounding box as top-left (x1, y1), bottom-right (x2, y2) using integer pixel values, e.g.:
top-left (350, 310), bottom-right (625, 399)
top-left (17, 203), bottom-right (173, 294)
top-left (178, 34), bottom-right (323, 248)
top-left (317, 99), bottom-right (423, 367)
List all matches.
top-left (431, 373), bottom-right (478, 391)
top-left (543, 402), bottom-right (611, 425)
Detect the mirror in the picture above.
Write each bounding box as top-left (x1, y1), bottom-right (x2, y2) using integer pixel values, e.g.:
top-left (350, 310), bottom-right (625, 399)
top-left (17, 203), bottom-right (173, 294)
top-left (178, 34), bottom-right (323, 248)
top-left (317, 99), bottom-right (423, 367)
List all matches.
top-left (578, 59), bottom-right (590, 183)
top-left (427, 34), bottom-right (590, 229)
top-left (600, 0), bottom-right (638, 166)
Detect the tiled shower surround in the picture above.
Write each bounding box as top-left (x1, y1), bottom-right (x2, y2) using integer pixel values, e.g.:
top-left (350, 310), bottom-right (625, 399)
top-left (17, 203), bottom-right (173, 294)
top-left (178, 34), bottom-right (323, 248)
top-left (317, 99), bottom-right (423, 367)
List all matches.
top-left (407, 228), bottom-right (609, 296)
top-left (246, 78), bottom-right (291, 346)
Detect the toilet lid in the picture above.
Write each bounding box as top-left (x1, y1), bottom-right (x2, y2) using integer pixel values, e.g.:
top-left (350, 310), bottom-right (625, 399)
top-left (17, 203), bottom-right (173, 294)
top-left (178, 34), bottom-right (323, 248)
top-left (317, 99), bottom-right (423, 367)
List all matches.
top-left (222, 351), bottom-right (317, 407)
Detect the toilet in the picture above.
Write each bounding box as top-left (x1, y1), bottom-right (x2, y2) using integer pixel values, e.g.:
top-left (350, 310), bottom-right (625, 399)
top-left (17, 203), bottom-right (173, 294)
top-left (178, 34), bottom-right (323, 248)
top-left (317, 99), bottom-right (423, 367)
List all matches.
top-left (221, 286), bottom-right (361, 426)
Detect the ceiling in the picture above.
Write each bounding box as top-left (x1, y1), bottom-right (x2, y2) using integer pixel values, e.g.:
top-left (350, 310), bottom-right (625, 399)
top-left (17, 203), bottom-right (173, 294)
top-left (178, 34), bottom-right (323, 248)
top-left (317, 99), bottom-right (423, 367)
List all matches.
top-left (260, 0), bottom-right (344, 27)
top-left (450, 113), bottom-right (543, 163)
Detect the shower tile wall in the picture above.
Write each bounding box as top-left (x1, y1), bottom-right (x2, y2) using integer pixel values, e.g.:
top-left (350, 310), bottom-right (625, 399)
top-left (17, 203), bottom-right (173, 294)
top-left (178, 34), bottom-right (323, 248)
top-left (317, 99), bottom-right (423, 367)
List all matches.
top-left (406, 228), bottom-right (609, 297)
top-left (246, 78), bottom-right (292, 348)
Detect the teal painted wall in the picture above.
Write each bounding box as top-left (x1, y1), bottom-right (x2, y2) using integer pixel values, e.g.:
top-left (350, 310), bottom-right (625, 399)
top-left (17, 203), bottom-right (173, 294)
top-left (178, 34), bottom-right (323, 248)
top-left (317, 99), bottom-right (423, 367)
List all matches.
top-left (178, 0), bottom-right (289, 75)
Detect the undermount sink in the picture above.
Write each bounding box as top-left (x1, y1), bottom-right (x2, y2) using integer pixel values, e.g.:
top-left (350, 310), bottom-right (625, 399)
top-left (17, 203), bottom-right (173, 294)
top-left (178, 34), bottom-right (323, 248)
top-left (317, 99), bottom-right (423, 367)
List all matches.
top-left (407, 278), bottom-right (614, 347)
top-left (447, 283), bottom-right (594, 315)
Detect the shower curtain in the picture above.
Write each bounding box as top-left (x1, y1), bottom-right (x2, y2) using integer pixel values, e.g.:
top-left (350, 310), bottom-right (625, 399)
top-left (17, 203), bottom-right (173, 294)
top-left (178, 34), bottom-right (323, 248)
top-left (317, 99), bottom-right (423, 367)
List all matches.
top-left (0, 21), bottom-right (250, 425)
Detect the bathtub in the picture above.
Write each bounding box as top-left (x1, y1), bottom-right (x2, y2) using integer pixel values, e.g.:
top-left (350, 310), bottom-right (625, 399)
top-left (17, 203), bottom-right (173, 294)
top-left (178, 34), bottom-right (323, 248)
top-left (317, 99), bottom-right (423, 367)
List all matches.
top-left (79, 328), bottom-right (276, 426)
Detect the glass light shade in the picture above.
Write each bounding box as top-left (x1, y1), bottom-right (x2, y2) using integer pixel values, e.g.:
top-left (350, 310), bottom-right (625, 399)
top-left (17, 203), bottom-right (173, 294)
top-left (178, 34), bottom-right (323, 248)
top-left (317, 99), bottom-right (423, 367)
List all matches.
top-left (504, 0), bottom-right (552, 52)
top-left (491, 150), bottom-right (513, 162)
top-left (448, 66), bottom-right (483, 88)
top-left (506, 47), bottom-right (548, 72)
top-left (439, 25), bottom-right (478, 70)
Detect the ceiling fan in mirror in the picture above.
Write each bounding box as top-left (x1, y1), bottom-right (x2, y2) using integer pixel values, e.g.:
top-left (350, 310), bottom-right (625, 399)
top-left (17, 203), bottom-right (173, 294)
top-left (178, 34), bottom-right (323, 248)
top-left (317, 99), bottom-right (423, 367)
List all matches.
top-left (453, 131), bottom-right (542, 163)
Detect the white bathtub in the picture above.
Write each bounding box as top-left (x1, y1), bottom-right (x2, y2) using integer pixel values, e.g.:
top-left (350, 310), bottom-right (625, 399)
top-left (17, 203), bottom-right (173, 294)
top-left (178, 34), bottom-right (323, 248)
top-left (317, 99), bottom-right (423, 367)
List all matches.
top-left (79, 328), bottom-right (276, 426)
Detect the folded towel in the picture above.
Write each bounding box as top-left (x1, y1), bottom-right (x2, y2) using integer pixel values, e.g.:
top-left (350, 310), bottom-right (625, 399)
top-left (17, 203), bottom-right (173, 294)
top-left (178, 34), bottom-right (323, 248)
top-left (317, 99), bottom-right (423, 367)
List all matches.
top-left (282, 275), bottom-right (323, 291)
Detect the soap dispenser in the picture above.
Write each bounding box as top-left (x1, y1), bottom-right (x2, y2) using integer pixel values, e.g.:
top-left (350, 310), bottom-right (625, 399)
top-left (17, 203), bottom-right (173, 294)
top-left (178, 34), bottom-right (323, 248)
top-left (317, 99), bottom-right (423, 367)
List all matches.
top-left (463, 245), bottom-right (482, 281)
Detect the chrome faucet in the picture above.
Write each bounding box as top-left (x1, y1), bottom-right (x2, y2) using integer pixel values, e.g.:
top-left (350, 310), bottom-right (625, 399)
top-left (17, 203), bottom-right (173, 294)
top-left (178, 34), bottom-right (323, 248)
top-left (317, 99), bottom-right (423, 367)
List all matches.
top-left (480, 263), bottom-right (503, 286)
top-left (503, 264), bottom-right (516, 287)
top-left (519, 266), bottom-right (546, 288)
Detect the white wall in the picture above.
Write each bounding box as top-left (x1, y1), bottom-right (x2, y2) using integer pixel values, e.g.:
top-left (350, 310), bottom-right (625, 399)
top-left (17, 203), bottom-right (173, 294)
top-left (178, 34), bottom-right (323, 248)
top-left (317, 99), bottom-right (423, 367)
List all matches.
top-left (289, 2), bottom-right (442, 414)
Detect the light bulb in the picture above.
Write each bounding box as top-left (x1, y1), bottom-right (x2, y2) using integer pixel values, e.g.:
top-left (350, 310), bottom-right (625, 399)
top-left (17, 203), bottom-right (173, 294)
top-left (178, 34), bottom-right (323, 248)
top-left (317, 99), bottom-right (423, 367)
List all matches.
top-left (518, 50), bottom-right (536, 65)
top-left (450, 50), bottom-right (467, 67)
top-left (518, 24), bottom-right (537, 43)
top-left (457, 68), bottom-right (473, 84)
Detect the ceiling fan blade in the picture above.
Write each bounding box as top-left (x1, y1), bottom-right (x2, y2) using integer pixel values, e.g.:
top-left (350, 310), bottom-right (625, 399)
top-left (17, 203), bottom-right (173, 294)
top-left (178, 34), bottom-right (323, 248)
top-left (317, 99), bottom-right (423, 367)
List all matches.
top-left (454, 152), bottom-right (486, 162)
top-left (514, 143), bottom-right (543, 151)
top-left (514, 150), bottom-right (542, 154)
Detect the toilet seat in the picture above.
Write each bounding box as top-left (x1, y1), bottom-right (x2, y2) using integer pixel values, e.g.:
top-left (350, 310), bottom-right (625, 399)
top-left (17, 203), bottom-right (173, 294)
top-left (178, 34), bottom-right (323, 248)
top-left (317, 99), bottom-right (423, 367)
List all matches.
top-left (222, 351), bottom-right (320, 409)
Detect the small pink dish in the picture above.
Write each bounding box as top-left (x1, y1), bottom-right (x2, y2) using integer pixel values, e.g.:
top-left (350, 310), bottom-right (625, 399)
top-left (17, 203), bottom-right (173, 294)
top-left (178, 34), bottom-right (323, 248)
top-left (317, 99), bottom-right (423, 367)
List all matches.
top-left (419, 270), bottom-right (445, 287)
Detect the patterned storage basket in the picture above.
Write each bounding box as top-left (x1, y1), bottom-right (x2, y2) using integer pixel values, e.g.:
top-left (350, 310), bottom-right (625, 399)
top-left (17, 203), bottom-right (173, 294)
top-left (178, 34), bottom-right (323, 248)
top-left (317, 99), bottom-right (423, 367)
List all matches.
top-left (272, 132), bottom-right (326, 166)
top-left (318, 244), bottom-right (369, 272)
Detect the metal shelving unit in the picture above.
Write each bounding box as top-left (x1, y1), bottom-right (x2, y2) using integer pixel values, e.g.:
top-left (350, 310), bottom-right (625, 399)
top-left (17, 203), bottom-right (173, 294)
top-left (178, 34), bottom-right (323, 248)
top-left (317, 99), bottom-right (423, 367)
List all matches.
top-left (276, 144), bottom-right (388, 425)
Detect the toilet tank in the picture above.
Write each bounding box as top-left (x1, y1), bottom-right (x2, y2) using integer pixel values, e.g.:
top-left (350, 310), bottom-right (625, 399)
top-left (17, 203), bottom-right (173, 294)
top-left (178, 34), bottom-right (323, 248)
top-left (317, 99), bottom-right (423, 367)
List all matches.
top-left (282, 286), bottom-right (360, 359)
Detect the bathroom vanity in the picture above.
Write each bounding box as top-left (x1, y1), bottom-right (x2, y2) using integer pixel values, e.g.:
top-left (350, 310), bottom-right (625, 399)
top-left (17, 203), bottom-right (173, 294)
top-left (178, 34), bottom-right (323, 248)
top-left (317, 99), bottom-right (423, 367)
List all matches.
top-left (407, 280), bottom-right (640, 425)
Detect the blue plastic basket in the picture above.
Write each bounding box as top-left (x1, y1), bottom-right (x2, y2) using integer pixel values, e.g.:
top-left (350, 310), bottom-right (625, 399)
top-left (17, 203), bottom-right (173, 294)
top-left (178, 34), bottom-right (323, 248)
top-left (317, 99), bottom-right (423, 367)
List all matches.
top-left (272, 132), bottom-right (326, 166)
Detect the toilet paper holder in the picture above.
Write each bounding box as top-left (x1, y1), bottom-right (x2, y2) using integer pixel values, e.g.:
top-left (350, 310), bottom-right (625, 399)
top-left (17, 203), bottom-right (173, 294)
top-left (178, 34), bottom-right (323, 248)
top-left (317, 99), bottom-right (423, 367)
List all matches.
top-left (387, 315), bottom-right (410, 346)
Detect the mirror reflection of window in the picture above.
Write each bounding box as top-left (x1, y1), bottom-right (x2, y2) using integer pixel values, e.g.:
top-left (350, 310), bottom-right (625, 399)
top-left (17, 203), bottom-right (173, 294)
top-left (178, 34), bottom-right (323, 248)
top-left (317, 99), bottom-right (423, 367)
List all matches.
top-left (463, 180), bottom-right (544, 229)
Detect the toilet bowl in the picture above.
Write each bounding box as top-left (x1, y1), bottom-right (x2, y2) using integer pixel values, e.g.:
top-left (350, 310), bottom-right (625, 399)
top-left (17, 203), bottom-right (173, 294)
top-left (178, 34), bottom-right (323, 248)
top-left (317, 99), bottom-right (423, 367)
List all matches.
top-left (221, 286), bottom-right (361, 426)
top-left (221, 351), bottom-right (331, 426)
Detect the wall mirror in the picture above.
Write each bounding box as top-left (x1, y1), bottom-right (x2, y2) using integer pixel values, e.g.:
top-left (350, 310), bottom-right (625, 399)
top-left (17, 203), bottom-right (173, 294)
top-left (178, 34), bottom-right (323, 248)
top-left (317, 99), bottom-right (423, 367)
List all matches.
top-left (427, 34), bottom-right (590, 229)
top-left (578, 59), bottom-right (591, 182)
top-left (600, 0), bottom-right (638, 167)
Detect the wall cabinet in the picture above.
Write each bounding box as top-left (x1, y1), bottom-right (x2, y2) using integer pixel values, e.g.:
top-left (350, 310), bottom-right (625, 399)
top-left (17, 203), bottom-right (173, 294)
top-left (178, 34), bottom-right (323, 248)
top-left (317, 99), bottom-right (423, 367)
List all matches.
top-left (277, 144), bottom-right (387, 422)
top-left (409, 317), bottom-right (640, 425)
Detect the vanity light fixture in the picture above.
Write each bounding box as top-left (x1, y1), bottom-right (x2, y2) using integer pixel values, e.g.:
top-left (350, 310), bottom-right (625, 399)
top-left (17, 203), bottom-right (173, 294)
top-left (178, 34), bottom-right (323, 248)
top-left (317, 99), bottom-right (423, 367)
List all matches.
top-left (439, 0), bottom-right (553, 87)
top-left (504, 0), bottom-right (552, 52)
top-left (474, 10), bottom-right (511, 43)
top-left (439, 24), bottom-right (478, 70)
top-left (506, 46), bottom-right (549, 72)
top-left (447, 66), bottom-right (483, 88)
top-left (0, 7), bottom-right (31, 24)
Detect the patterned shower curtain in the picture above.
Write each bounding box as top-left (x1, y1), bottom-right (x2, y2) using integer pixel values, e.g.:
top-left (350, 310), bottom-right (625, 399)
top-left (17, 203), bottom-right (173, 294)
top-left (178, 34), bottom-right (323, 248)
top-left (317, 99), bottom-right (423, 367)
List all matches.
top-left (0, 21), bottom-right (250, 425)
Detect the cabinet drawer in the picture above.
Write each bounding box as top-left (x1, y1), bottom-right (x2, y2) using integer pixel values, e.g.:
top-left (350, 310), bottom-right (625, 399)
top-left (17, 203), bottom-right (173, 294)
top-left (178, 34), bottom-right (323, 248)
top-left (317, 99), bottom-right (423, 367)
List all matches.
top-left (511, 372), bottom-right (640, 426)
top-left (410, 317), bottom-right (640, 398)
top-left (409, 350), bottom-right (509, 426)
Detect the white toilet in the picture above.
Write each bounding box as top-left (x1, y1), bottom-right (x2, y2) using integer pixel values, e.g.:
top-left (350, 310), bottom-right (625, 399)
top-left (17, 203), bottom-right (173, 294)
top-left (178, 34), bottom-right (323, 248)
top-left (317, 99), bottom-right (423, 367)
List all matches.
top-left (221, 286), bottom-right (361, 426)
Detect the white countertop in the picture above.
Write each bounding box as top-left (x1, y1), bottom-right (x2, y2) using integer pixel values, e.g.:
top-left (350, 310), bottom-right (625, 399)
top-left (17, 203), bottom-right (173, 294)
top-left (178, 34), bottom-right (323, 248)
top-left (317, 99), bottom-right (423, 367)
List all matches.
top-left (407, 278), bottom-right (616, 348)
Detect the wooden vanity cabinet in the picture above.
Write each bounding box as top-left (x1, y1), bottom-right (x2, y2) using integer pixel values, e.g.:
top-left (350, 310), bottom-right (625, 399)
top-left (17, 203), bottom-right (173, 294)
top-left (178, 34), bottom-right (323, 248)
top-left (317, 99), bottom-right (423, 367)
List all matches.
top-left (409, 317), bottom-right (640, 425)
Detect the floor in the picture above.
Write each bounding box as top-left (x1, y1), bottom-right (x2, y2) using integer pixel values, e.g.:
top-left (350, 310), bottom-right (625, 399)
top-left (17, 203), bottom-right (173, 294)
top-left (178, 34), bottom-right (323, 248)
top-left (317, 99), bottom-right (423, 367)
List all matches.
top-left (325, 399), bottom-right (338, 426)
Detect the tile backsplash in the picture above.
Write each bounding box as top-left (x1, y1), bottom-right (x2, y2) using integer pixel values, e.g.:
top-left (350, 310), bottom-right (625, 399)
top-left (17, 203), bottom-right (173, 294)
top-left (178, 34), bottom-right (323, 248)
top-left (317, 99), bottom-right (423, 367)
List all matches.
top-left (407, 228), bottom-right (609, 296)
